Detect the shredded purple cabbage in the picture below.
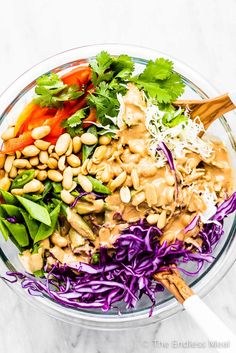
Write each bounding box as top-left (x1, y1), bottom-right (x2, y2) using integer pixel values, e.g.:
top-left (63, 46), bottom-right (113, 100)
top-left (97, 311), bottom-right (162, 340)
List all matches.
top-left (6, 217), bottom-right (18, 223)
top-left (2, 192), bottom-right (236, 314)
top-left (157, 142), bottom-right (175, 171)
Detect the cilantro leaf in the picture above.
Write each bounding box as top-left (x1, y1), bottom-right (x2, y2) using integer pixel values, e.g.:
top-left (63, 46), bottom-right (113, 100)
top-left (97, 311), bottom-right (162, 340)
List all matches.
top-left (87, 82), bottom-right (120, 125)
top-left (34, 73), bottom-right (83, 108)
top-left (139, 58), bottom-right (173, 81)
top-left (90, 51), bottom-right (113, 85)
top-left (111, 54), bottom-right (134, 79)
top-left (62, 109), bottom-right (85, 137)
top-left (133, 58), bottom-right (185, 103)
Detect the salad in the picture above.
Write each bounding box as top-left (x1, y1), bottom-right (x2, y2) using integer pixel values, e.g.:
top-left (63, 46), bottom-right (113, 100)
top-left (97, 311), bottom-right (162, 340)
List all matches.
top-left (0, 51), bottom-right (235, 313)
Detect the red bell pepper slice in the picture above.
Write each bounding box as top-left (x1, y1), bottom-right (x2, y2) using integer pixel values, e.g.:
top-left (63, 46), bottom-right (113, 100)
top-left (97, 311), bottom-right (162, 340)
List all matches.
top-left (61, 66), bottom-right (91, 86)
top-left (82, 108), bottom-right (97, 128)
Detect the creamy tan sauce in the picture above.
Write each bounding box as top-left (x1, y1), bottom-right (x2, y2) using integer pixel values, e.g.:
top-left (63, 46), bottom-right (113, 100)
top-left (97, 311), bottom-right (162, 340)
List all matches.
top-left (92, 85), bottom-right (233, 247)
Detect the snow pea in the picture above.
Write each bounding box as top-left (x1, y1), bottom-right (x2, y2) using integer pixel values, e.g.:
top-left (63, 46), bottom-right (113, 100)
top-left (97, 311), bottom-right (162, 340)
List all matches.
top-left (87, 176), bottom-right (111, 194)
top-left (24, 194), bottom-right (42, 202)
top-left (0, 220), bottom-right (10, 240)
top-left (52, 182), bottom-right (62, 194)
top-left (11, 170), bottom-right (35, 189)
top-left (0, 204), bottom-right (22, 219)
top-left (16, 196), bottom-right (51, 226)
top-left (34, 203), bottom-right (61, 243)
top-left (82, 126), bottom-right (98, 163)
top-left (42, 180), bottom-right (52, 199)
top-left (3, 220), bottom-right (29, 247)
top-left (0, 189), bottom-right (17, 205)
top-left (20, 209), bottom-right (39, 241)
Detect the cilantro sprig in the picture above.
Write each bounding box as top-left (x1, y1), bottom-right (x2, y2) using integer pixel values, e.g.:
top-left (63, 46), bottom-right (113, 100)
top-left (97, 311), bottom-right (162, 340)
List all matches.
top-left (34, 73), bottom-right (83, 108)
top-left (133, 58), bottom-right (185, 103)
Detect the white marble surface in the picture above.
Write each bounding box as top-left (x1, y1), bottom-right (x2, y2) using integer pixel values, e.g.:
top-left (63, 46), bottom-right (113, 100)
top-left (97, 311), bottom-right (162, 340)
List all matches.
top-left (0, 0), bottom-right (236, 352)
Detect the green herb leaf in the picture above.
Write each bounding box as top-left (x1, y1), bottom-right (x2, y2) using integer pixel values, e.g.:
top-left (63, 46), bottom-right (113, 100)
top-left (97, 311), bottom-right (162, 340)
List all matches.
top-left (133, 58), bottom-right (185, 103)
top-left (16, 196), bottom-right (51, 226)
top-left (34, 73), bottom-right (83, 108)
top-left (62, 109), bottom-right (85, 137)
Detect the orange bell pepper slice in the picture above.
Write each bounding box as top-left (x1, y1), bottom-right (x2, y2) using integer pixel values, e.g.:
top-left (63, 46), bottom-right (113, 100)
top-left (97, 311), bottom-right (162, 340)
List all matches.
top-left (61, 66), bottom-right (91, 86)
top-left (14, 102), bottom-right (39, 136)
top-left (2, 131), bottom-right (34, 154)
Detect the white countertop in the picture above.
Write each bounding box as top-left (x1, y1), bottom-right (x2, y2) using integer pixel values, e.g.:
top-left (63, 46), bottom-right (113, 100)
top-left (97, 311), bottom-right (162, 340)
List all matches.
top-left (0, 0), bottom-right (236, 352)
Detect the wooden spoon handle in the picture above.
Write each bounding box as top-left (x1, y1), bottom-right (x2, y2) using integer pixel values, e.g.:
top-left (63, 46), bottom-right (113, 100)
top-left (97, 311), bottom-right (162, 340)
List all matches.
top-left (153, 268), bottom-right (194, 304)
top-left (154, 269), bottom-right (236, 350)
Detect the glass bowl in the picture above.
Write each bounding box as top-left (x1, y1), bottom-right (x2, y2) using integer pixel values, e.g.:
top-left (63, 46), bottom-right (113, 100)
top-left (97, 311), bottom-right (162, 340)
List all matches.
top-left (0, 44), bottom-right (236, 330)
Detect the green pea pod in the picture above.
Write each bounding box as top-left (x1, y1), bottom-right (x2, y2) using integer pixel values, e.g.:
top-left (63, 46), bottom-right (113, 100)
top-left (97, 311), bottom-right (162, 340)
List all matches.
top-left (20, 210), bottom-right (39, 241)
top-left (0, 204), bottom-right (22, 219)
top-left (11, 170), bottom-right (35, 189)
top-left (87, 176), bottom-right (111, 194)
top-left (82, 126), bottom-right (98, 163)
top-left (42, 180), bottom-right (52, 199)
top-left (3, 220), bottom-right (29, 247)
top-left (16, 196), bottom-right (51, 226)
top-left (0, 219), bottom-right (10, 240)
top-left (0, 207), bottom-right (6, 218)
top-left (0, 189), bottom-right (17, 205)
top-left (24, 194), bottom-right (42, 202)
top-left (52, 182), bottom-right (63, 194)
top-left (34, 204), bottom-right (61, 243)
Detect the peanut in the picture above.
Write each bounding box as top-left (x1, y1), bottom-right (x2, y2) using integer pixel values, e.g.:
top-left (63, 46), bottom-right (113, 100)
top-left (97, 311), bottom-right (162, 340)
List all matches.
top-left (31, 125), bottom-right (51, 140)
top-left (39, 151), bottom-right (49, 164)
top-left (61, 189), bottom-right (75, 204)
top-left (4, 155), bottom-right (15, 173)
top-left (50, 231), bottom-right (68, 248)
top-left (22, 145), bottom-right (40, 157)
top-left (65, 140), bottom-right (73, 156)
top-left (147, 214), bottom-right (159, 225)
top-left (58, 156), bottom-right (66, 171)
top-left (72, 136), bottom-right (82, 153)
top-left (81, 132), bottom-right (98, 145)
top-left (37, 170), bottom-right (48, 181)
top-left (0, 176), bottom-right (11, 191)
top-left (23, 179), bottom-right (44, 193)
top-left (34, 139), bottom-right (51, 151)
top-left (13, 159), bottom-right (31, 169)
top-left (120, 186), bottom-right (131, 204)
top-left (132, 191), bottom-right (145, 206)
top-left (110, 171), bottom-right (127, 191)
top-left (29, 156), bottom-right (39, 166)
top-left (11, 188), bottom-right (24, 195)
top-left (92, 146), bottom-right (107, 164)
top-left (9, 166), bottom-right (17, 178)
top-left (48, 170), bottom-right (63, 182)
top-left (55, 133), bottom-right (71, 156)
top-left (62, 167), bottom-right (73, 190)
top-left (1, 127), bottom-right (15, 140)
top-left (47, 157), bottom-right (58, 169)
top-left (98, 135), bottom-right (112, 145)
top-left (157, 211), bottom-right (166, 229)
top-left (77, 174), bottom-right (93, 192)
top-left (67, 154), bottom-right (81, 168)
